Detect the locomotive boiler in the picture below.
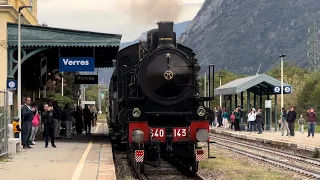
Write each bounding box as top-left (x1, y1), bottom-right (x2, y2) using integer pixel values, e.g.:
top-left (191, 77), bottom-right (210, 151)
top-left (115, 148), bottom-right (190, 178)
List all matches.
top-left (109, 21), bottom-right (214, 173)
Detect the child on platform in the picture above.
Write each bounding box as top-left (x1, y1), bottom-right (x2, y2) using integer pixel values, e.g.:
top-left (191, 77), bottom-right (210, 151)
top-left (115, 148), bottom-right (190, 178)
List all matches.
top-left (298, 114), bottom-right (305, 134)
top-left (12, 117), bottom-right (22, 138)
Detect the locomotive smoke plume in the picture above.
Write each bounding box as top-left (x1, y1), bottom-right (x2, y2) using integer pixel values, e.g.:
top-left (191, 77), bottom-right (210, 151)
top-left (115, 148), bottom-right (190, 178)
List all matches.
top-left (115, 0), bottom-right (183, 25)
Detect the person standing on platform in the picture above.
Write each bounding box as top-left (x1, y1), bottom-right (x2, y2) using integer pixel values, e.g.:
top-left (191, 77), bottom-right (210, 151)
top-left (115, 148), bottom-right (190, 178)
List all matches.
top-left (53, 101), bottom-right (62, 139)
top-left (280, 108), bottom-right (290, 136)
top-left (255, 109), bottom-right (263, 134)
top-left (21, 97), bottom-right (36, 149)
top-left (298, 114), bottom-right (305, 134)
top-left (287, 106), bottom-right (297, 137)
top-left (74, 106), bottom-right (83, 134)
top-left (30, 108), bottom-right (40, 145)
top-left (43, 104), bottom-right (56, 148)
top-left (248, 108), bottom-right (256, 133)
top-left (83, 105), bottom-right (93, 135)
top-left (222, 108), bottom-right (230, 129)
top-left (306, 108), bottom-right (317, 138)
top-left (217, 106), bottom-right (223, 127)
top-left (238, 105), bottom-right (244, 131)
top-left (62, 103), bottom-right (74, 139)
top-left (234, 108), bottom-right (241, 131)
top-left (12, 117), bottom-right (22, 138)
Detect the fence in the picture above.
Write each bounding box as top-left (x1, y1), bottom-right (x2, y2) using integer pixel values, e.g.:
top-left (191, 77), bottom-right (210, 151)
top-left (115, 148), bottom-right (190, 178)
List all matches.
top-left (0, 91), bottom-right (8, 157)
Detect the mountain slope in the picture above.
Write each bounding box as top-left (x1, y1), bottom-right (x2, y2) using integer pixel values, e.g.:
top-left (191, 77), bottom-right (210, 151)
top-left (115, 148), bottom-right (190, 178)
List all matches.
top-left (179, 0), bottom-right (320, 74)
top-left (120, 21), bottom-right (191, 49)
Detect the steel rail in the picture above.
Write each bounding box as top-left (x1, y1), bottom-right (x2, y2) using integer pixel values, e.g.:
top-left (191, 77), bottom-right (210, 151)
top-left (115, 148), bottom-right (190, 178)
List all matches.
top-left (211, 135), bottom-right (320, 166)
top-left (214, 142), bottom-right (320, 179)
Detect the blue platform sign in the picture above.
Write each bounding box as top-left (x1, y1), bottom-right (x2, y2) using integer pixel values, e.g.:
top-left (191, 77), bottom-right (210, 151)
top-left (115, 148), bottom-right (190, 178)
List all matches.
top-left (7, 79), bottom-right (17, 90)
top-left (273, 86), bottom-right (292, 94)
top-left (59, 57), bottom-right (95, 72)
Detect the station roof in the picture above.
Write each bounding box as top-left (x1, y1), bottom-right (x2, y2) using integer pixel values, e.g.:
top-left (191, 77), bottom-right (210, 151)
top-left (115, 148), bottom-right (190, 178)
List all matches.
top-left (7, 23), bottom-right (121, 47)
top-left (6, 23), bottom-right (122, 68)
top-left (214, 74), bottom-right (291, 96)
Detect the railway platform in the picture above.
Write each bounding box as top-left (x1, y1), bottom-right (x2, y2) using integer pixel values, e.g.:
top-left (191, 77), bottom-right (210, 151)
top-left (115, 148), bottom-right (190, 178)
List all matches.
top-left (0, 122), bottom-right (116, 180)
top-left (210, 127), bottom-right (320, 151)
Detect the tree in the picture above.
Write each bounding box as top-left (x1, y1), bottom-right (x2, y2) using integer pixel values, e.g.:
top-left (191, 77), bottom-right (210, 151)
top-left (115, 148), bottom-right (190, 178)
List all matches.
top-left (85, 85), bottom-right (108, 113)
top-left (46, 72), bottom-right (80, 102)
top-left (46, 92), bottom-right (75, 106)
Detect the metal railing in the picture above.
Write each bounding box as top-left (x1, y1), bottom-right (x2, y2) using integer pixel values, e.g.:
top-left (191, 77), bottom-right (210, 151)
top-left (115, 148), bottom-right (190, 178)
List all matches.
top-left (0, 91), bottom-right (8, 157)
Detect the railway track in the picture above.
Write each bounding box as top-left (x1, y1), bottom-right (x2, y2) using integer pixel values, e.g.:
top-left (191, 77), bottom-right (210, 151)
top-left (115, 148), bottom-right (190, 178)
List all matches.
top-left (128, 152), bottom-right (205, 180)
top-left (210, 134), bottom-right (320, 179)
top-left (113, 146), bottom-right (205, 180)
top-left (132, 159), bottom-right (205, 180)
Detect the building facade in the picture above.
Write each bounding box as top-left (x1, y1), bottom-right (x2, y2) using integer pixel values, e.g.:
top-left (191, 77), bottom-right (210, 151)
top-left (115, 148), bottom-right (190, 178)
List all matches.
top-left (0, 0), bottom-right (38, 91)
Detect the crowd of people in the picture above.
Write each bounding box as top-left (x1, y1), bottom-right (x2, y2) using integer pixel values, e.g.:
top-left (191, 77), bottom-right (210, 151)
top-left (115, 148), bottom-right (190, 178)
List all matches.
top-left (12, 97), bottom-right (98, 149)
top-left (207, 105), bottom-right (317, 137)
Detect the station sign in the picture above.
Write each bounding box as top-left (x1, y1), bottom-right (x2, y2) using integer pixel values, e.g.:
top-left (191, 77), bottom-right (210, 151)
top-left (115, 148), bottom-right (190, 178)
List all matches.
top-left (59, 57), bottom-right (95, 72)
top-left (7, 79), bottom-right (17, 90)
top-left (74, 75), bottom-right (98, 84)
top-left (273, 86), bottom-right (292, 94)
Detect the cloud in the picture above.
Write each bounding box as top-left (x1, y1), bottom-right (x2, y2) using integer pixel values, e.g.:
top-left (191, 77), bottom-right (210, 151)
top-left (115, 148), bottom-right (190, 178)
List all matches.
top-left (37, 0), bottom-right (204, 41)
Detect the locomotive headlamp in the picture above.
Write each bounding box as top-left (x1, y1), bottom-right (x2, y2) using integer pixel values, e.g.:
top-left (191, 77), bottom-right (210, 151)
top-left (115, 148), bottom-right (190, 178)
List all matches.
top-left (132, 108), bottom-right (141, 118)
top-left (197, 106), bottom-right (206, 116)
top-left (196, 129), bottom-right (209, 142)
top-left (132, 129), bottom-right (144, 143)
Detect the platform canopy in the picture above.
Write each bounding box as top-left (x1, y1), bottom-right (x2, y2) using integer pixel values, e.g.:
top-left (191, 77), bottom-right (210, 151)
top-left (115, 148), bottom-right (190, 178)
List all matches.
top-left (6, 22), bottom-right (122, 68)
top-left (214, 74), bottom-right (291, 96)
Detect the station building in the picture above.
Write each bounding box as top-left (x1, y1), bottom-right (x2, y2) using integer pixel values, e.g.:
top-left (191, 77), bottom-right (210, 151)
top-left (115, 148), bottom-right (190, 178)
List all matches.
top-left (0, 0), bottom-right (121, 116)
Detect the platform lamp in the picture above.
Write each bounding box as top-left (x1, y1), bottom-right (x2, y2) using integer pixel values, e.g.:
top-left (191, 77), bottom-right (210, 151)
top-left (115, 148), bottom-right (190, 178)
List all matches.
top-left (219, 74), bottom-right (223, 107)
top-left (17, 5), bottom-right (32, 137)
top-left (279, 54), bottom-right (286, 110)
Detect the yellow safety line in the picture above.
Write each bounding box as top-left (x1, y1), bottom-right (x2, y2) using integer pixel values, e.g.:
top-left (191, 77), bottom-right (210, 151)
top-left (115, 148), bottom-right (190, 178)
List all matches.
top-left (71, 142), bottom-right (93, 180)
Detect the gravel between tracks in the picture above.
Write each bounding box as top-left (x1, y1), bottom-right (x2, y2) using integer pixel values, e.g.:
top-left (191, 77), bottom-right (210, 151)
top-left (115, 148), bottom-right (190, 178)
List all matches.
top-left (197, 144), bottom-right (310, 180)
top-left (113, 149), bottom-right (137, 180)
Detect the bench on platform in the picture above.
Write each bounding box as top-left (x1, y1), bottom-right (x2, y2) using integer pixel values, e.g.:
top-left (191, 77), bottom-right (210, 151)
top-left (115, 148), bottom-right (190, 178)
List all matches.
top-left (8, 138), bottom-right (21, 154)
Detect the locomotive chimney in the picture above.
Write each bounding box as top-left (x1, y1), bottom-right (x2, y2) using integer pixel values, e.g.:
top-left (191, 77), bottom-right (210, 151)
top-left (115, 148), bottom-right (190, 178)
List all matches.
top-left (157, 21), bottom-right (175, 48)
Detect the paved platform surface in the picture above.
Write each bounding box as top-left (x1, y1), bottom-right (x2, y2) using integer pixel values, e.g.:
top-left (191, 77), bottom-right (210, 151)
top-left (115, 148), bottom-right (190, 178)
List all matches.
top-left (0, 122), bottom-right (116, 180)
top-left (211, 127), bottom-right (320, 151)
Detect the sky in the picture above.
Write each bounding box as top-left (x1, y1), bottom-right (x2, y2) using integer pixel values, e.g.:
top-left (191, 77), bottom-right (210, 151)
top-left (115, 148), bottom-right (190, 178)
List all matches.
top-left (37, 0), bottom-right (205, 42)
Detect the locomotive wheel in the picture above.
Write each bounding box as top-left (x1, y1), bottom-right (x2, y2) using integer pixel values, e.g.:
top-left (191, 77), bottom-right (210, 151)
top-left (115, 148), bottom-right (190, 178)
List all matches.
top-left (139, 162), bottom-right (145, 173)
top-left (191, 159), bottom-right (198, 173)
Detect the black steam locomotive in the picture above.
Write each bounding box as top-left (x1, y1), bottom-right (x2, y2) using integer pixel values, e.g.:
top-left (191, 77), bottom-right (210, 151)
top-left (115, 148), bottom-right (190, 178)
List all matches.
top-left (109, 21), bottom-right (214, 173)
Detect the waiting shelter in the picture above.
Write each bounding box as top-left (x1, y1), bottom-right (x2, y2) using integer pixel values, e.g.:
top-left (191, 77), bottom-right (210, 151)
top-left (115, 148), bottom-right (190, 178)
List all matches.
top-left (214, 74), bottom-right (292, 131)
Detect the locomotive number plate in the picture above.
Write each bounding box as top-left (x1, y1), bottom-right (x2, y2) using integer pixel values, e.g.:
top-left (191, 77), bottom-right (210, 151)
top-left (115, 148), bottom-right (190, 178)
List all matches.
top-left (173, 127), bottom-right (188, 142)
top-left (151, 128), bottom-right (166, 142)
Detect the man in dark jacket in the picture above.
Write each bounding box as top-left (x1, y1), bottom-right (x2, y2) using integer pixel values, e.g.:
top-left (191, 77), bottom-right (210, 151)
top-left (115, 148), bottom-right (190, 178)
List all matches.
top-left (53, 101), bottom-right (62, 139)
top-left (83, 105), bottom-right (92, 135)
top-left (43, 104), bottom-right (56, 148)
top-left (287, 106), bottom-right (297, 136)
top-left (217, 106), bottom-right (222, 127)
top-left (21, 97), bottom-right (35, 149)
top-left (306, 108), bottom-right (317, 137)
top-left (255, 109), bottom-right (264, 134)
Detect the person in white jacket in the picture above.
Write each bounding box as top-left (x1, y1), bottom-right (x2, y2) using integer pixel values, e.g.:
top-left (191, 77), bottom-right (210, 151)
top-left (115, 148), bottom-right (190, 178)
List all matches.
top-left (248, 108), bottom-right (256, 133)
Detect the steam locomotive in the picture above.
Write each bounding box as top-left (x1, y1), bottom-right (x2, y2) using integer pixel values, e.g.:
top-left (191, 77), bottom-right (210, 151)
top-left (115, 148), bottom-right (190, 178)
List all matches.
top-left (109, 21), bottom-right (214, 173)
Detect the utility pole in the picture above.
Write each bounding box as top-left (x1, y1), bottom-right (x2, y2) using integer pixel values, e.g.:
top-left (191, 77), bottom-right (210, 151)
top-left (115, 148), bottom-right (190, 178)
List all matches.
top-left (279, 55), bottom-right (286, 109)
top-left (308, 20), bottom-right (320, 72)
top-left (204, 73), bottom-right (207, 106)
top-left (98, 85), bottom-right (102, 115)
top-left (219, 75), bottom-right (222, 107)
top-left (61, 71), bottom-right (64, 96)
top-left (18, 5), bottom-right (32, 135)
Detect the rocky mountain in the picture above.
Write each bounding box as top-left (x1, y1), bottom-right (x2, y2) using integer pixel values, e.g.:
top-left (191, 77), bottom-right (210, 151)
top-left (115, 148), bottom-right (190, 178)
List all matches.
top-left (179, 0), bottom-right (320, 74)
top-left (120, 21), bottom-right (191, 49)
